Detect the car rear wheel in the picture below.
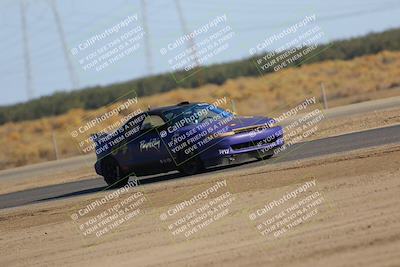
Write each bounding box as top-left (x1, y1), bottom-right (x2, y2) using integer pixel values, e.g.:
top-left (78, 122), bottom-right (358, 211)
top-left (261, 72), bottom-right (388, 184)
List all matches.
top-left (102, 157), bottom-right (129, 188)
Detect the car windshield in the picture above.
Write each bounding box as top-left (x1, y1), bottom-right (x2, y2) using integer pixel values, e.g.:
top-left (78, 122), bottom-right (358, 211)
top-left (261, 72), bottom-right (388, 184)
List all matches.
top-left (163, 104), bottom-right (233, 126)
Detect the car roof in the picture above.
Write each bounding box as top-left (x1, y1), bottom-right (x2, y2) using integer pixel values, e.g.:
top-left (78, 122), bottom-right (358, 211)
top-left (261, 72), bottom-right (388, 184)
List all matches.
top-left (148, 102), bottom-right (203, 116)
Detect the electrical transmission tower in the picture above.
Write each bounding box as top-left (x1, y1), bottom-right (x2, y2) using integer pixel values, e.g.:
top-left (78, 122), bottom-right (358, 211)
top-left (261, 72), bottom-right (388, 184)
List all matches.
top-left (20, 0), bottom-right (34, 100)
top-left (174, 0), bottom-right (200, 67)
top-left (49, 0), bottom-right (79, 90)
top-left (141, 0), bottom-right (153, 75)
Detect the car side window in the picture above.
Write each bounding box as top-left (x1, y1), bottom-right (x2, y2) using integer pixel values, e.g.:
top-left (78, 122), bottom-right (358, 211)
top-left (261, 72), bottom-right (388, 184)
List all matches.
top-left (140, 115), bottom-right (165, 130)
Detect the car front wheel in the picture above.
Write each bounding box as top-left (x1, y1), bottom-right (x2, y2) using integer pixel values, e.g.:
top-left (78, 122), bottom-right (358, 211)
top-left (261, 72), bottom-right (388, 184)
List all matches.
top-left (177, 155), bottom-right (204, 176)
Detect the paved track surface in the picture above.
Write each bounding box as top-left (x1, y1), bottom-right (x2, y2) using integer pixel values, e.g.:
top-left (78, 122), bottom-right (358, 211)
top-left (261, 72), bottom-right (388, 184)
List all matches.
top-left (0, 124), bottom-right (399, 210)
top-left (1, 95), bottom-right (399, 183)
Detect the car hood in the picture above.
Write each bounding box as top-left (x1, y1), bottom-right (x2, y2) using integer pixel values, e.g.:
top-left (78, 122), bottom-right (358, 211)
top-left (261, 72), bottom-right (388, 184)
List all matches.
top-left (225, 116), bottom-right (274, 131)
top-left (176, 115), bottom-right (275, 134)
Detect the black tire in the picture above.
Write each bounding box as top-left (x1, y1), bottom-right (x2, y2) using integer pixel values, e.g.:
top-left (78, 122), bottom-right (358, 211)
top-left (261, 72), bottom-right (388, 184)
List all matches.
top-left (177, 154), bottom-right (204, 176)
top-left (256, 152), bottom-right (274, 161)
top-left (101, 157), bottom-right (129, 188)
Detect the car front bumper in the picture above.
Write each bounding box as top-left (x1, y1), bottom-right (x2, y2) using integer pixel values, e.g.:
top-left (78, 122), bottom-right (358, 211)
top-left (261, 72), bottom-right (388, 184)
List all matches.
top-left (200, 126), bottom-right (284, 167)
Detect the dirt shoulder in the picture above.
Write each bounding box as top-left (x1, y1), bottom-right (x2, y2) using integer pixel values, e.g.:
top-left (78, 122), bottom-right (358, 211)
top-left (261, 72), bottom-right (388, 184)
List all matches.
top-left (306, 105), bottom-right (400, 141)
top-left (0, 144), bottom-right (399, 266)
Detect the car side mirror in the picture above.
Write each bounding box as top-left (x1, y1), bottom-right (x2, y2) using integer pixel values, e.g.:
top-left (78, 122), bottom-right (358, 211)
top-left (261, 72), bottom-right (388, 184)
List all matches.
top-left (141, 123), bottom-right (153, 131)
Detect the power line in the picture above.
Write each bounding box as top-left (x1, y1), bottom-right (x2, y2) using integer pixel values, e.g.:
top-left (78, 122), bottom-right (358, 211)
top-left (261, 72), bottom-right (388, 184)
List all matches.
top-left (140, 0), bottom-right (153, 75)
top-left (49, 0), bottom-right (79, 90)
top-left (174, 0), bottom-right (200, 67)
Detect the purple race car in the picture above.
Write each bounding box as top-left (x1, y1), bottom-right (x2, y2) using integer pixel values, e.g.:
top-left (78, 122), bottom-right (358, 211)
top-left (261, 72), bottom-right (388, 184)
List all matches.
top-left (93, 101), bottom-right (284, 187)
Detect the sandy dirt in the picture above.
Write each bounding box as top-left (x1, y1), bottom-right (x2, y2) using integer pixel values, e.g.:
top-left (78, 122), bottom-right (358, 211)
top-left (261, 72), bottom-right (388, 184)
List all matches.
top-left (306, 106), bottom-right (400, 141)
top-left (0, 144), bottom-right (399, 266)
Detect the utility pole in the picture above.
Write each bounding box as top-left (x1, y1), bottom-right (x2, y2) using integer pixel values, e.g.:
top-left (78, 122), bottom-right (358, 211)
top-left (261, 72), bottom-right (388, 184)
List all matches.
top-left (140, 0), bottom-right (153, 75)
top-left (320, 83), bottom-right (329, 109)
top-left (174, 0), bottom-right (200, 67)
top-left (20, 0), bottom-right (34, 100)
top-left (52, 131), bottom-right (60, 160)
top-left (49, 0), bottom-right (79, 90)
top-left (231, 99), bottom-right (237, 114)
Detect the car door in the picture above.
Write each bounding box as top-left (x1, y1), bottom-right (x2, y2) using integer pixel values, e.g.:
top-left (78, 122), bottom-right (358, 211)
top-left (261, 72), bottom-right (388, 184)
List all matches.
top-left (129, 114), bottom-right (173, 174)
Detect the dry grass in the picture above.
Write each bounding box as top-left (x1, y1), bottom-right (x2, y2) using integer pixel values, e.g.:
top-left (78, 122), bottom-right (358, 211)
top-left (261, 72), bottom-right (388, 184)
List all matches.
top-left (1, 51), bottom-right (400, 170)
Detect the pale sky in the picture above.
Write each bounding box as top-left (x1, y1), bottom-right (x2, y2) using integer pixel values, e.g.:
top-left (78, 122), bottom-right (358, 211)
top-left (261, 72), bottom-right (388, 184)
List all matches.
top-left (1, 0), bottom-right (400, 105)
